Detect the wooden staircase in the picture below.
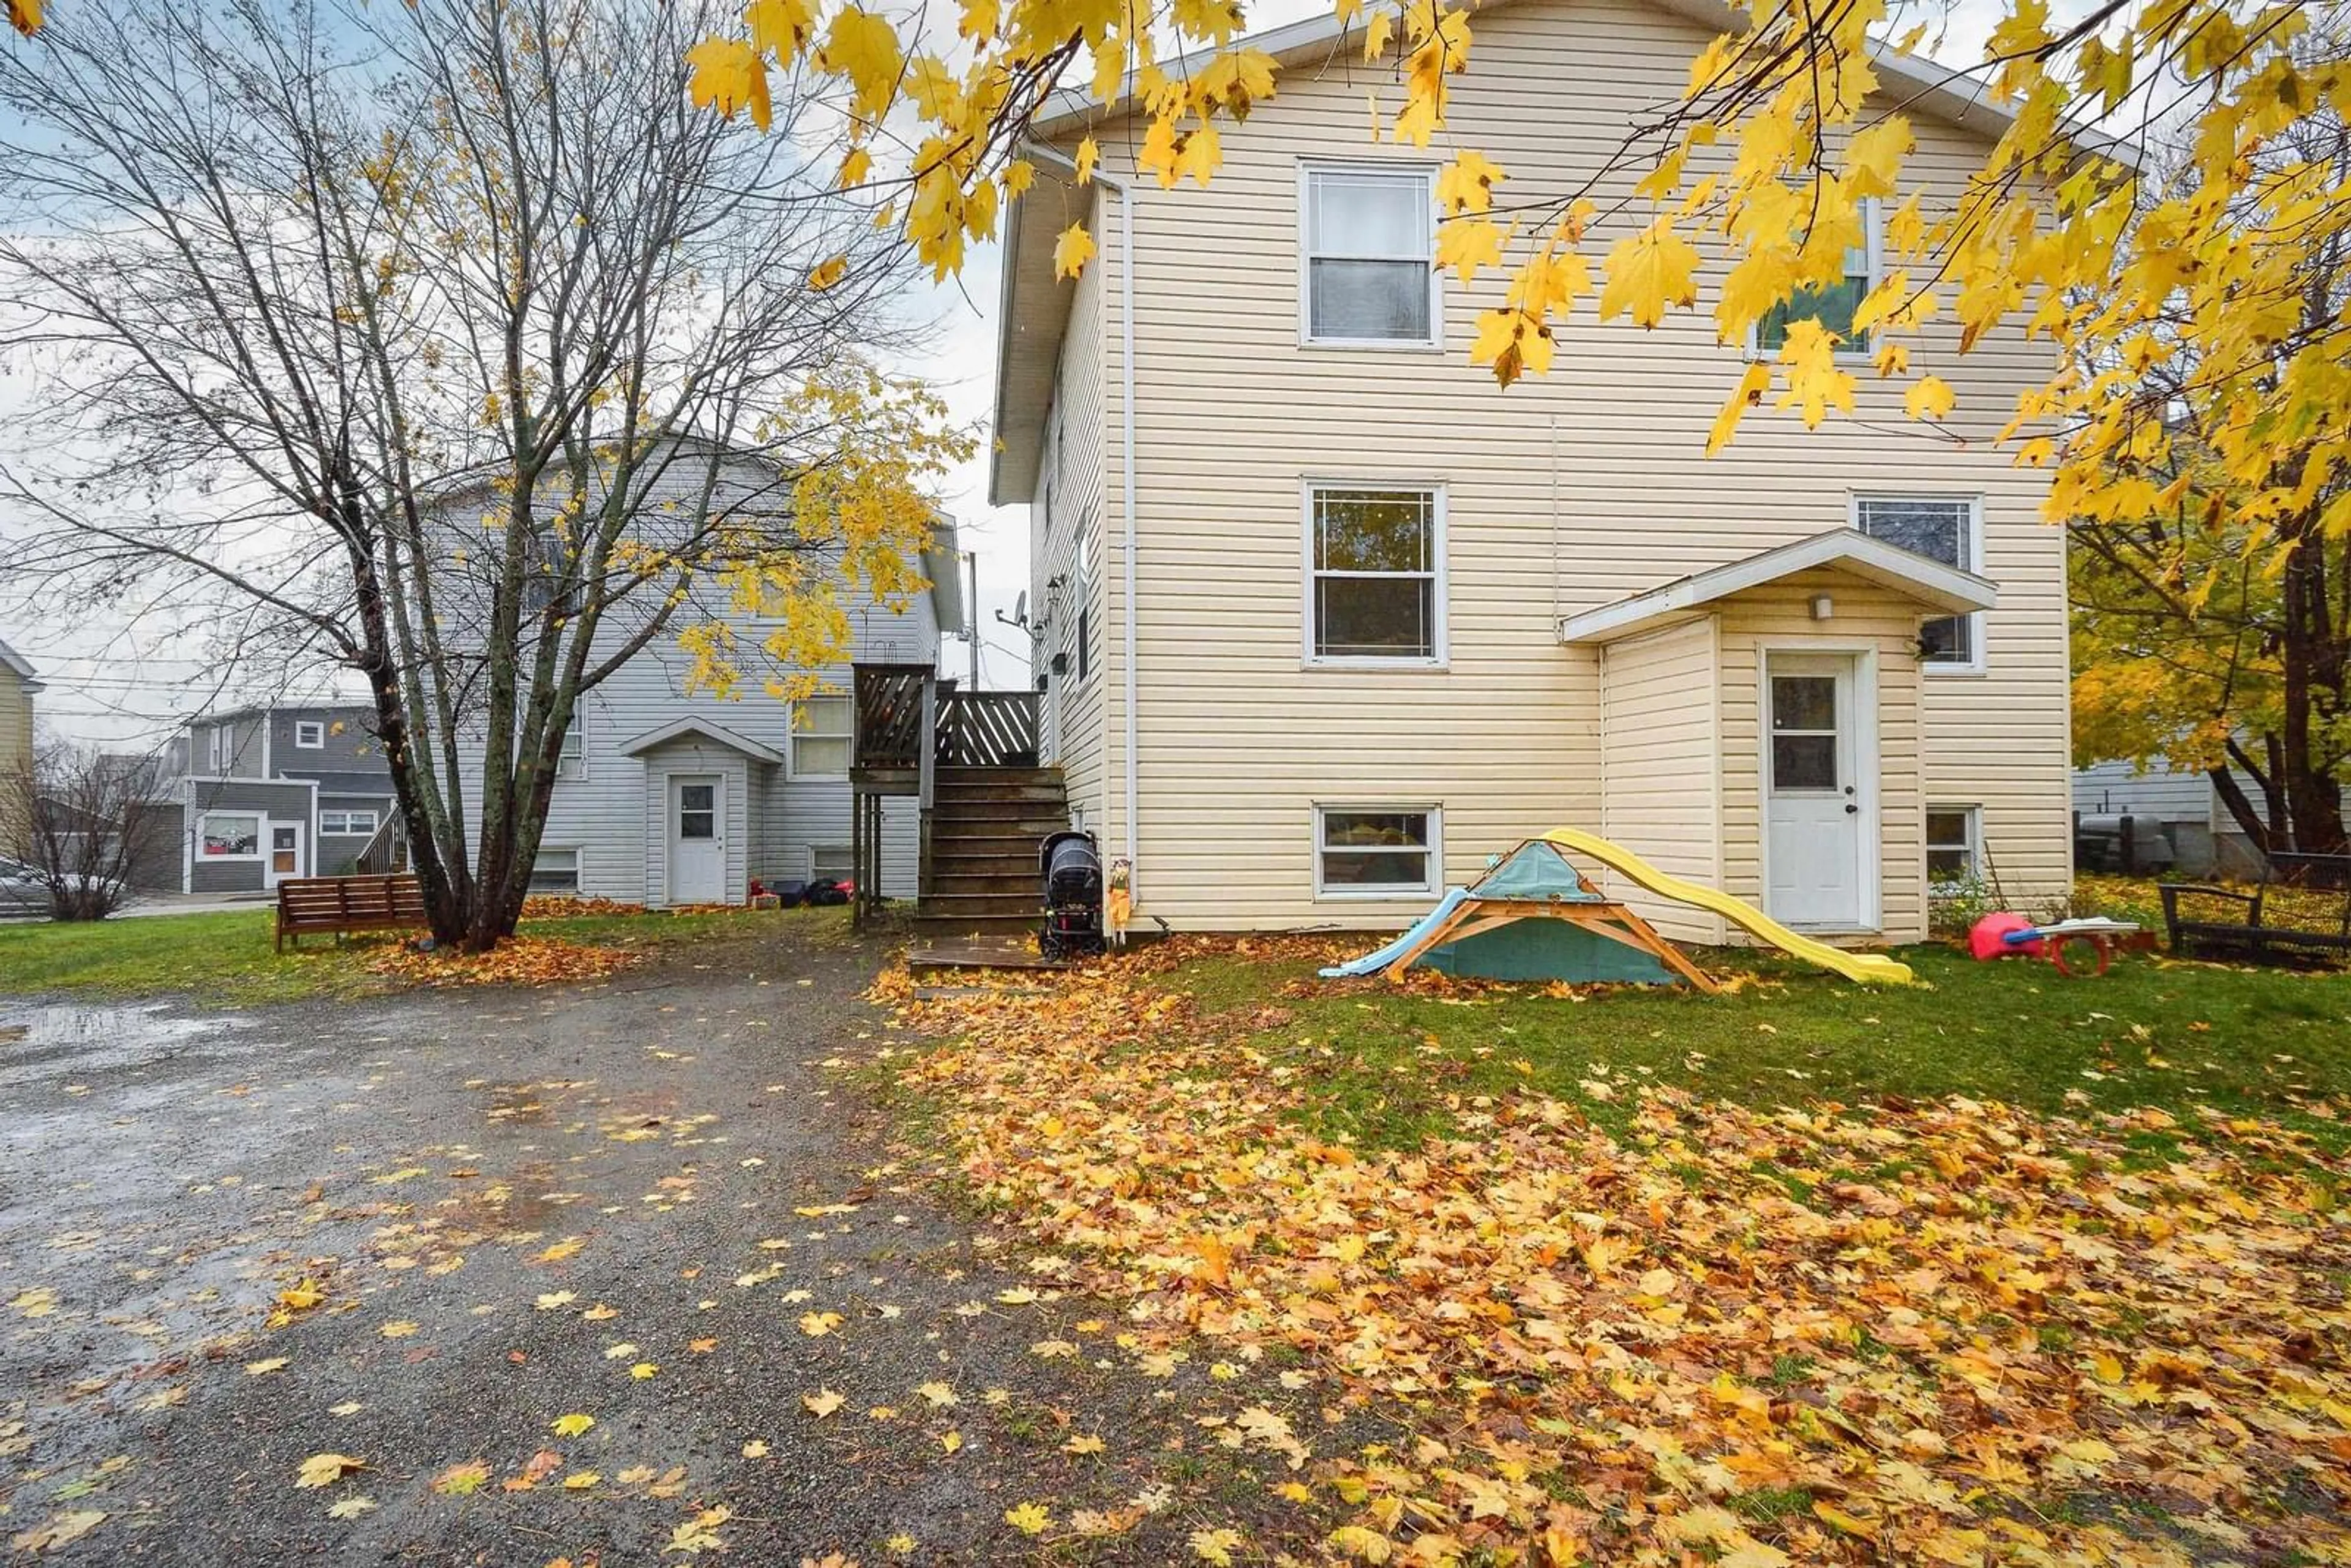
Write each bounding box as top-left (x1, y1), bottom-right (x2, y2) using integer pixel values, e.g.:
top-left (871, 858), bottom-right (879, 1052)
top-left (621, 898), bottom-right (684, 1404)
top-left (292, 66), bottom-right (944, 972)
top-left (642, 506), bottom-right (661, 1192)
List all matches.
top-left (849, 664), bottom-right (1066, 952)
top-left (913, 766), bottom-right (1067, 938)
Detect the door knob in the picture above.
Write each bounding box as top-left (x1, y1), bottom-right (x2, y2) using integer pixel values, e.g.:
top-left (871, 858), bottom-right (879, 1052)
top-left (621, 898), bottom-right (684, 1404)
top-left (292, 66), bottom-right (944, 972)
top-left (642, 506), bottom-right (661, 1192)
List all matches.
top-left (1844, 803), bottom-right (1859, 814)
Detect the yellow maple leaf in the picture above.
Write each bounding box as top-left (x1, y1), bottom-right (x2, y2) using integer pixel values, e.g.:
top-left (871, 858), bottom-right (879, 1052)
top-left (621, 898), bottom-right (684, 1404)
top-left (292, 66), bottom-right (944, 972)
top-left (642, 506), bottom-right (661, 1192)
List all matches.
top-left (1436, 217), bottom-right (1505, 284)
top-left (1327, 1523), bottom-right (1393, 1562)
top-left (803, 1388), bottom-right (846, 1417)
top-left (629, 1362), bottom-right (659, 1380)
top-left (1775, 318), bottom-right (1858, 427)
top-left (549, 1413), bottom-right (596, 1437)
top-left (915, 1380), bottom-right (958, 1406)
top-left (379, 1320), bottom-right (418, 1339)
top-left (1843, 115), bottom-right (1914, 199)
top-left (562, 1471), bottom-right (599, 1490)
top-left (1191, 1526), bottom-right (1246, 1564)
top-left (1004, 1502), bottom-right (1052, 1536)
top-left (9, 0), bottom-right (42, 37)
top-left (1706, 362), bottom-right (1775, 456)
top-left (818, 7), bottom-right (903, 119)
top-left (294, 1453), bottom-right (366, 1490)
top-left (684, 38), bottom-right (771, 133)
top-left (744, 0), bottom-right (815, 54)
top-left (1074, 137), bottom-right (1100, 186)
top-left (1174, 127), bottom-right (1221, 188)
top-left (244, 1357), bottom-right (289, 1376)
top-left (798, 1310), bottom-right (844, 1336)
top-left (1600, 219), bottom-right (1701, 328)
top-left (1903, 374), bottom-right (1956, 420)
top-left (1053, 223), bottom-right (1096, 281)
top-left (430, 1461), bottom-right (490, 1496)
top-left (808, 256), bottom-right (849, 291)
top-left (939, 1429), bottom-right (964, 1453)
top-left (1436, 151), bottom-right (1506, 214)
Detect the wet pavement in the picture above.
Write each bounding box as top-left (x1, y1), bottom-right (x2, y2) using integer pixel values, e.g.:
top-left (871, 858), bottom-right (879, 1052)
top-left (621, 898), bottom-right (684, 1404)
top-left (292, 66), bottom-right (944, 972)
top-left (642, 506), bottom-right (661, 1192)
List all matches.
top-left (0, 925), bottom-right (1317, 1564)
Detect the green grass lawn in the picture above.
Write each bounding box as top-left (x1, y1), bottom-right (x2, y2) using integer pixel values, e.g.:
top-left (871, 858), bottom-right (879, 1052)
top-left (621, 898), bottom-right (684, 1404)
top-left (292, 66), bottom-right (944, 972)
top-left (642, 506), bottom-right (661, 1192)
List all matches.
top-left (1166, 939), bottom-right (2351, 1161)
top-left (0, 905), bottom-right (812, 1007)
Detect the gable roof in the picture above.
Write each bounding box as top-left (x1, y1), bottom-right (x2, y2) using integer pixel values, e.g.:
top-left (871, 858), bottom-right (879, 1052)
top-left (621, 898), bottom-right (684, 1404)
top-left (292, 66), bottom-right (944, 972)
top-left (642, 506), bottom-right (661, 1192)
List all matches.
top-left (0, 637), bottom-right (41, 691)
top-left (614, 716), bottom-right (789, 766)
top-left (1556, 527), bottom-right (1997, 643)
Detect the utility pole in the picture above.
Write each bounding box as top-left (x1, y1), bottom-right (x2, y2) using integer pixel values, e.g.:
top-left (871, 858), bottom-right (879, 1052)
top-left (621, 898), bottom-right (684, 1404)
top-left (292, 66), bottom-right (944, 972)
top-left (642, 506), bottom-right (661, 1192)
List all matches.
top-left (964, 549), bottom-right (980, 689)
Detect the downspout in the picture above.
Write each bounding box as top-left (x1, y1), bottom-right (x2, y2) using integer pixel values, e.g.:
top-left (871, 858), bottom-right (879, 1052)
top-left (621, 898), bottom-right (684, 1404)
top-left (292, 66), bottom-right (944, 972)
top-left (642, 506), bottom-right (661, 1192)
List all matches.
top-left (1023, 141), bottom-right (1140, 885)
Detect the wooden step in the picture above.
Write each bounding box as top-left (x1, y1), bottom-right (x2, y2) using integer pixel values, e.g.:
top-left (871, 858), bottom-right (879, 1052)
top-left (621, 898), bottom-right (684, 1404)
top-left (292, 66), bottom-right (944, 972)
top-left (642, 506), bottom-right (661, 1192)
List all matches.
top-left (931, 870), bottom-right (1040, 897)
top-left (918, 891), bottom-right (1042, 918)
top-left (910, 912), bottom-right (1044, 937)
top-left (934, 766), bottom-right (1063, 787)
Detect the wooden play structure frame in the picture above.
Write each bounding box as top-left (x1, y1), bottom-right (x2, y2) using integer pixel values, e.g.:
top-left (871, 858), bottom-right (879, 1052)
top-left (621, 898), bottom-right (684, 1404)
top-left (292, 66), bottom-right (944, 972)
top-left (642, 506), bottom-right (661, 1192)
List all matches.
top-left (1382, 844), bottom-right (1720, 993)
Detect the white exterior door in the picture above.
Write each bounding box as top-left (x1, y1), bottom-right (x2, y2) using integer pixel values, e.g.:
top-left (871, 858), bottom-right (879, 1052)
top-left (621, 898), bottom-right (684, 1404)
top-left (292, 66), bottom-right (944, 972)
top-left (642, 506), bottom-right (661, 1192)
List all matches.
top-left (1764, 654), bottom-right (1864, 929)
top-left (667, 776), bottom-right (726, 904)
top-left (264, 822), bottom-right (304, 888)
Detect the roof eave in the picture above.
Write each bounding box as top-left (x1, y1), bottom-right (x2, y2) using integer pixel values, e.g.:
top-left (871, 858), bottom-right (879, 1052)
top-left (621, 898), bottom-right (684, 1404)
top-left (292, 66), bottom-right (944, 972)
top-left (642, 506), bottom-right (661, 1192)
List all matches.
top-left (1557, 528), bottom-right (1998, 645)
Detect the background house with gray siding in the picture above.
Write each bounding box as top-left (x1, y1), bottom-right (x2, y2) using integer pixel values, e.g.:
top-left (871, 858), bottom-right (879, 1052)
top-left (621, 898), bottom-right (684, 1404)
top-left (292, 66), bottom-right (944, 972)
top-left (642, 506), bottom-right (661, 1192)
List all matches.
top-left (490, 546), bottom-right (961, 908)
top-left (174, 703), bottom-right (396, 891)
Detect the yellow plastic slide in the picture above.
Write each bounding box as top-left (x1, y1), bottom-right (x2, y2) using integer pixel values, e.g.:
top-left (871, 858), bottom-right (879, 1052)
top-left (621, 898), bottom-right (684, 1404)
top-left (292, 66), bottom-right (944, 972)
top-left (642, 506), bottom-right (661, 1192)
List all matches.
top-left (1537, 828), bottom-right (1917, 986)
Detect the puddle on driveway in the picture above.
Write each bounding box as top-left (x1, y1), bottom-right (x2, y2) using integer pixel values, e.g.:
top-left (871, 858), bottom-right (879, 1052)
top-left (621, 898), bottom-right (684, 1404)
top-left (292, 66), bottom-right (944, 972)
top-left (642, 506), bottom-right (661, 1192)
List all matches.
top-left (0, 1002), bottom-right (247, 1049)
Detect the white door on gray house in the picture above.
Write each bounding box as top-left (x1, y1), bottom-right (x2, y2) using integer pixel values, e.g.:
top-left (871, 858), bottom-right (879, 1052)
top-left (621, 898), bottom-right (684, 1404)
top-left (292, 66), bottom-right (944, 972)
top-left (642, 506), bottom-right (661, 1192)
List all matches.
top-left (668, 776), bottom-right (725, 904)
top-left (1763, 653), bottom-right (1864, 929)
top-left (264, 822), bottom-right (304, 888)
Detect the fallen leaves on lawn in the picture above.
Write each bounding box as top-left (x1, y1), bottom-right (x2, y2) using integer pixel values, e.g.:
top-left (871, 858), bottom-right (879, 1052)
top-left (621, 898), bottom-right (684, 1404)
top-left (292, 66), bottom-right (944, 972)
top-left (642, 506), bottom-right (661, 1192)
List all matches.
top-left (366, 936), bottom-right (636, 989)
top-left (1003, 1501), bottom-right (1052, 1536)
top-left (885, 938), bottom-right (2351, 1567)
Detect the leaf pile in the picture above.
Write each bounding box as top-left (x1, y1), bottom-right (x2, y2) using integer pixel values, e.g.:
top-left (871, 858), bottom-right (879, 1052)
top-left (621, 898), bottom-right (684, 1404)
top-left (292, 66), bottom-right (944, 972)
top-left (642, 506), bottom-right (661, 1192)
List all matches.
top-left (520, 895), bottom-right (647, 920)
top-left (887, 942), bottom-right (2351, 1566)
top-left (366, 936), bottom-right (636, 988)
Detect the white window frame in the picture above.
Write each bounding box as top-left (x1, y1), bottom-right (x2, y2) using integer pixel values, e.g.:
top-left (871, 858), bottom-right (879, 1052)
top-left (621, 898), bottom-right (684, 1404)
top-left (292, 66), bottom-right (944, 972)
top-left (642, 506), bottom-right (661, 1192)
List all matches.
top-left (1925, 804), bottom-right (1982, 891)
top-left (319, 809), bottom-right (380, 836)
top-left (1302, 480), bottom-right (1448, 669)
top-left (528, 844), bottom-right (584, 895)
top-left (810, 844), bottom-right (854, 880)
top-left (1313, 803), bottom-right (1443, 901)
top-left (292, 720), bottom-right (325, 749)
top-left (1297, 161), bottom-right (1444, 351)
top-left (197, 811), bottom-right (264, 861)
top-left (557, 716), bottom-right (585, 782)
top-left (1747, 197), bottom-right (1881, 362)
top-left (1850, 491), bottom-right (1987, 676)
top-left (205, 729), bottom-right (223, 773)
top-left (789, 693), bottom-right (854, 780)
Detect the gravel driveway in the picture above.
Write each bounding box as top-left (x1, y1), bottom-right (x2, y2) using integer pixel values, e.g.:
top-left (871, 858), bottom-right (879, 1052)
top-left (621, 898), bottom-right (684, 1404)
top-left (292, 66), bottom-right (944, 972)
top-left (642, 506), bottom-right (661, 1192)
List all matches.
top-left (0, 922), bottom-right (1320, 1564)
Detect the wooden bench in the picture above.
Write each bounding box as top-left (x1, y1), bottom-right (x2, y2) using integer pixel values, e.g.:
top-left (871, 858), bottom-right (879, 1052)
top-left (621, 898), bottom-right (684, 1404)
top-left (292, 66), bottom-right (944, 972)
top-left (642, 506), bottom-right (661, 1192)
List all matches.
top-left (276, 874), bottom-right (430, 951)
top-left (2160, 852), bottom-right (2351, 967)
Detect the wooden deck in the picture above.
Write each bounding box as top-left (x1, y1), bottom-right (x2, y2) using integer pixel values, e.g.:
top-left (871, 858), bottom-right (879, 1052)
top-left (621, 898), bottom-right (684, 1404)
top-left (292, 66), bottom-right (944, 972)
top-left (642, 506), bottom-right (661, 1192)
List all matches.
top-left (906, 937), bottom-right (1073, 975)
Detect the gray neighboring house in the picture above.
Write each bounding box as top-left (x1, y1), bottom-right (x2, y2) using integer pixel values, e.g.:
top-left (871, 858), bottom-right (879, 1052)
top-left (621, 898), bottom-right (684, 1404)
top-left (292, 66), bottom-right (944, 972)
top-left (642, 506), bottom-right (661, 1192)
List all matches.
top-left (172, 704), bottom-right (397, 893)
top-left (2071, 757), bottom-right (2347, 878)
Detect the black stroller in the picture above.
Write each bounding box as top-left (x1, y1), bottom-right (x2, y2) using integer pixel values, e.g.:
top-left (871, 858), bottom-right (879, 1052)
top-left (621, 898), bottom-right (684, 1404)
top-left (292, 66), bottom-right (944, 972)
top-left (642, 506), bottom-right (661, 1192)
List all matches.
top-left (1038, 830), bottom-right (1105, 959)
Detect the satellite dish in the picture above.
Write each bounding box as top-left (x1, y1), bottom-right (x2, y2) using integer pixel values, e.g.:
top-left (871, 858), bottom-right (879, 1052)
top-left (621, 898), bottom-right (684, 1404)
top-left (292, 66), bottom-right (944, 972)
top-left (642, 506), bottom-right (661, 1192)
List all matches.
top-left (996, 591), bottom-right (1030, 632)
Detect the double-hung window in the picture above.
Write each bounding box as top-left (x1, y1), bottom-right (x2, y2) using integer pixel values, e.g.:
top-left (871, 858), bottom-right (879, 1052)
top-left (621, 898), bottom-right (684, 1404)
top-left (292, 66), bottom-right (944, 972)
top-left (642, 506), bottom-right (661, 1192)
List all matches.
top-left (1315, 806), bottom-right (1441, 898)
top-left (1926, 806), bottom-right (1980, 889)
top-left (1757, 198), bottom-right (1880, 355)
top-left (556, 718), bottom-right (584, 781)
top-left (790, 694), bottom-right (853, 778)
top-left (1302, 165), bottom-right (1437, 347)
top-left (1307, 484), bottom-right (1443, 664)
top-left (1854, 494), bottom-right (1984, 670)
top-left (319, 809), bottom-right (379, 836)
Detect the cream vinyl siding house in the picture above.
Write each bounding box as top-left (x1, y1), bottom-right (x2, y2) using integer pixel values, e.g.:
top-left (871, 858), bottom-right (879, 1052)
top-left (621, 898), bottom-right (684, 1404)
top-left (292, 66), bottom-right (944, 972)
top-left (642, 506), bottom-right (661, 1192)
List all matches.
top-left (992, 0), bottom-right (2072, 942)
